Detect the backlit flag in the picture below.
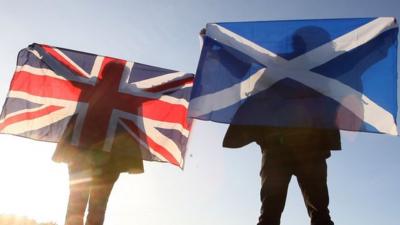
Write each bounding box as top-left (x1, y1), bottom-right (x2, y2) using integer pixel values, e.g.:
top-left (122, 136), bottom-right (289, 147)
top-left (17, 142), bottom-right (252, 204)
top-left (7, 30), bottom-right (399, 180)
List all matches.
top-left (0, 43), bottom-right (194, 168)
top-left (189, 17), bottom-right (399, 135)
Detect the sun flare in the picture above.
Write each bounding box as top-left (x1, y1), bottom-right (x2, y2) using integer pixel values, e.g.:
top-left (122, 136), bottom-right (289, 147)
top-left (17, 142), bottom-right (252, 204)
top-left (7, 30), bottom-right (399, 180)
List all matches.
top-left (0, 136), bottom-right (68, 224)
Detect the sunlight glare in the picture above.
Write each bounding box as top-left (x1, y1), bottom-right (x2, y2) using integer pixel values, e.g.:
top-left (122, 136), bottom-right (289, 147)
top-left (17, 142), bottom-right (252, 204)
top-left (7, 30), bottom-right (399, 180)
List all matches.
top-left (0, 135), bottom-right (69, 224)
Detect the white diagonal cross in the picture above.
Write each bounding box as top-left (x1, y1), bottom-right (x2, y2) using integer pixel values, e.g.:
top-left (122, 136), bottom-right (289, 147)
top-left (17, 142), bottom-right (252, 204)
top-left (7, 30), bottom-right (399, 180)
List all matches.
top-left (190, 17), bottom-right (398, 135)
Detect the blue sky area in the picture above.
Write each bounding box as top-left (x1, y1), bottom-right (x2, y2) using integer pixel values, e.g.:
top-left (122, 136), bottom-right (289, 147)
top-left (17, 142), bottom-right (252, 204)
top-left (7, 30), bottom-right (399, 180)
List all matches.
top-left (0, 1), bottom-right (399, 225)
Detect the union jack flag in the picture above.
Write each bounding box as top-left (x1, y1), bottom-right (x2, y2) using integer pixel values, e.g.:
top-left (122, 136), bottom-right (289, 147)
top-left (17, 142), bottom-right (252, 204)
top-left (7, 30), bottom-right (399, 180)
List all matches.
top-left (0, 43), bottom-right (194, 168)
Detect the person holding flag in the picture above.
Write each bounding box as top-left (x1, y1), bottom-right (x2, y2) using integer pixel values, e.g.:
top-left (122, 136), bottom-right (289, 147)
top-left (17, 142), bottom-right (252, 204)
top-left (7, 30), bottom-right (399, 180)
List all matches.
top-left (0, 43), bottom-right (194, 225)
top-left (192, 18), bottom-right (398, 225)
top-left (222, 26), bottom-right (341, 225)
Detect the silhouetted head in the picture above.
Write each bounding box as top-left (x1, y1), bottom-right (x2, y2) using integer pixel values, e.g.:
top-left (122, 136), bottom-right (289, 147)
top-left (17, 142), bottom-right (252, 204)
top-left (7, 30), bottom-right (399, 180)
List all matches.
top-left (291, 26), bottom-right (332, 56)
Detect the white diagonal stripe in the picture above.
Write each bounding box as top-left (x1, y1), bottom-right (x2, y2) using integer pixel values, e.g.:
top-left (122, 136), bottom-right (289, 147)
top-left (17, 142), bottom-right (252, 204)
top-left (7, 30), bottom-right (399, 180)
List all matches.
top-left (289, 17), bottom-right (398, 69)
top-left (117, 111), bottom-right (183, 165)
top-left (143, 117), bottom-right (190, 137)
top-left (122, 122), bottom-right (170, 163)
top-left (7, 91), bottom-right (79, 108)
top-left (28, 49), bottom-right (43, 60)
top-left (0, 104), bottom-right (49, 124)
top-left (141, 116), bottom-right (183, 166)
top-left (0, 106), bottom-right (74, 134)
top-left (53, 47), bottom-right (91, 78)
top-left (19, 55), bottom-right (95, 85)
top-left (133, 113), bottom-right (183, 160)
top-left (118, 117), bottom-right (170, 164)
top-left (158, 95), bottom-right (189, 107)
top-left (206, 23), bottom-right (284, 67)
top-left (268, 66), bottom-right (398, 135)
top-left (16, 65), bottom-right (67, 80)
top-left (2, 90), bottom-right (89, 144)
top-left (190, 68), bottom-right (284, 117)
top-left (1, 91), bottom-right (81, 133)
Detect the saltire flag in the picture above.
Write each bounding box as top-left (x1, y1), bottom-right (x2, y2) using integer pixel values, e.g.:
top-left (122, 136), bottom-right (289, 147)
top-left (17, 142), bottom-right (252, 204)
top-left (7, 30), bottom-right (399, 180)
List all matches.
top-left (0, 43), bottom-right (194, 168)
top-left (189, 17), bottom-right (399, 135)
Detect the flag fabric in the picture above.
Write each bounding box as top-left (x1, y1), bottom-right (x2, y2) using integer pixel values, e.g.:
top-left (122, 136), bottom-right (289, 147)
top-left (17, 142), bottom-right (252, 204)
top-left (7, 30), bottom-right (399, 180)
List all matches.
top-left (0, 43), bottom-right (194, 168)
top-left (189, 17), bottom-right (399, 135)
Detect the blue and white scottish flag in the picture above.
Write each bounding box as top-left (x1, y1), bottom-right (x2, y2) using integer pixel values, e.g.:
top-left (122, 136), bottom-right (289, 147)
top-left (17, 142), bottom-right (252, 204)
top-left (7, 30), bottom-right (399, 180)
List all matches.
top-left (189, 17), bottom-right (399, 135)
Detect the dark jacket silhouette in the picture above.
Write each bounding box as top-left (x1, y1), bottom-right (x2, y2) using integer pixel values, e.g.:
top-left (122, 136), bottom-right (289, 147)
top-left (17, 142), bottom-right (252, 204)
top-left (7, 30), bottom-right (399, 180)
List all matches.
top-left (223, 26), bottom-right (341, 225)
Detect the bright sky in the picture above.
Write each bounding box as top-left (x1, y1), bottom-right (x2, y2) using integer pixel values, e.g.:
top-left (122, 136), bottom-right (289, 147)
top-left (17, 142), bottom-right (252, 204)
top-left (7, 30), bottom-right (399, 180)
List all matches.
top-left (0, 1), bottom-right (399, 225)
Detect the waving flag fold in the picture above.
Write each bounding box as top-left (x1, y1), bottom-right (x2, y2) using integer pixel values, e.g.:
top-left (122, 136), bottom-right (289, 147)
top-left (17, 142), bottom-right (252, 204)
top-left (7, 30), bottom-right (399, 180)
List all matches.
top-left (0, 43), bottom-right (194, 168)
top-left (189, 17), bottom-right (399, 135)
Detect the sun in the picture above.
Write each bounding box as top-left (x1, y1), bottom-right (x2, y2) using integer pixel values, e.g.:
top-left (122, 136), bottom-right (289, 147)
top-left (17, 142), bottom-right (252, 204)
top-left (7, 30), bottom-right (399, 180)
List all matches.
top-left (0, 135), bottom-right (69, 224)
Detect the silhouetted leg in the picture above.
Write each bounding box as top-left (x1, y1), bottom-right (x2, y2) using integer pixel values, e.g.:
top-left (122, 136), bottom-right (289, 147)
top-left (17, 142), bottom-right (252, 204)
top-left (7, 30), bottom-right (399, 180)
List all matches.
top-left (258, 149), bottom-right (293, 225)
top-left (85, 168), bottom-right (120, 225)
top-left (295, 157), bottom-right (334, 225)
top-left (65, 163), bottom-right (91, 225)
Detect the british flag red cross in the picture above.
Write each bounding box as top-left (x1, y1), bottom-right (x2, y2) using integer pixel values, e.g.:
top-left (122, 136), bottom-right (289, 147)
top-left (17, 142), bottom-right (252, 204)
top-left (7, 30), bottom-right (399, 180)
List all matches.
top-left (0, 43), bottom-right (194, 168)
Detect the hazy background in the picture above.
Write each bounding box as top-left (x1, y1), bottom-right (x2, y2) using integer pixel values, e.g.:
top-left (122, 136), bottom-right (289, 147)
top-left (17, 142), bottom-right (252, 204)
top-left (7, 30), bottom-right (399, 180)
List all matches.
top-left (0, 1), bottom-right (399, 224)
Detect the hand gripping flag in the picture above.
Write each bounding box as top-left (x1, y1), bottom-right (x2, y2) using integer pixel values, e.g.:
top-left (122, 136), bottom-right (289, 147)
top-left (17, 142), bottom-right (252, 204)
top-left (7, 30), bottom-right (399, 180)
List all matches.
top-left (0, 43), bottom-right (194, 168)
top-left (189, 17), bottom-right (399, 135)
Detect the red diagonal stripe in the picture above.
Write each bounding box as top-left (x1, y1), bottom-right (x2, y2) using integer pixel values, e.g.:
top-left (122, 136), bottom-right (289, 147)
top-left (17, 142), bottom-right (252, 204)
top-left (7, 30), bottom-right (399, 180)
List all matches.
top-left (0, 105), bottom-right (64, 131)
top-left (140, 100), bottom-right (190, 129)
top-left (41, 44), bottom-right (88, 78)
top-left (11, 71), bottom-right (94, 101)
top-left (122, 119), bottom-right (180, 166)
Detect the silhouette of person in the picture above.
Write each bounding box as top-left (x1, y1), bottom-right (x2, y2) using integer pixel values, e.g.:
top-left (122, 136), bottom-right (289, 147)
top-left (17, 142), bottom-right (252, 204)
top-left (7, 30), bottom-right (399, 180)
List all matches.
top-left (52, 60), bottom-right (144, 225)
top-left (54, 123), bottom-right (143, 225)
top-left (223, 26), bottom-right (342, 225)
top-left (222, 22), bottom-right (395, 225)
